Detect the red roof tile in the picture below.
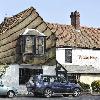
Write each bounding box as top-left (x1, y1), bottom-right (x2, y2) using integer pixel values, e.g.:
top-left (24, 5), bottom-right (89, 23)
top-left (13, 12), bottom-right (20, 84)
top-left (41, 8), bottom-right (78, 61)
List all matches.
top-left (0, 7), bottom-right (100, 49)
top-left (47, 22), bottom-right (100, 49)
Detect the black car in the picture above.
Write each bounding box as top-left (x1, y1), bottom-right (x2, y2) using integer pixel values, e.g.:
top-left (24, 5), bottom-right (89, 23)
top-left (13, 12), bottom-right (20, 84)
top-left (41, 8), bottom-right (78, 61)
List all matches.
top-left (26, 75), bottom-right (82, 98)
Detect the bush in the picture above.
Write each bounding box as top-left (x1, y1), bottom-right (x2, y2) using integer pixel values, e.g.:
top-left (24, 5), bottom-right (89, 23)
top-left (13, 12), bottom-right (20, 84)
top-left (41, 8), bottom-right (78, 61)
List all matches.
top-left (78, 81), bottom-right (90, 92)
top-left (91, 80), bottom-right (100, 92)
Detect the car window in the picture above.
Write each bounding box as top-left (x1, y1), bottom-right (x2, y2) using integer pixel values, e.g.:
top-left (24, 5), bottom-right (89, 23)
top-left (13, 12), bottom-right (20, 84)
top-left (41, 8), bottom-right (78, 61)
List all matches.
top-left (58, 77), bottom-right (67, 83)
top-left (29, 76), bottom-right (36, 83)
top-left (49, 77), bottom-right (57, 82)
top-left (42, 76), bottom-right (67, 83)
top-left (43, 76), bottom-right (50, 82)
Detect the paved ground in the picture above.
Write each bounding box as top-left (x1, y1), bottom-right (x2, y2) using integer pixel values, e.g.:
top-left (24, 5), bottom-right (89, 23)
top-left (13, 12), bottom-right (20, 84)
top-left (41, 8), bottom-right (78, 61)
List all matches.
top-left (0, 94), bottom-right (100, 100)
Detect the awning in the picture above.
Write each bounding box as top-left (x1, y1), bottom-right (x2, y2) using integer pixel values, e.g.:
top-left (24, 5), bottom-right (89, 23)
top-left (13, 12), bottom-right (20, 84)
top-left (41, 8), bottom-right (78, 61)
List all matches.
top-left (62, 65), bottom-right (100, 74)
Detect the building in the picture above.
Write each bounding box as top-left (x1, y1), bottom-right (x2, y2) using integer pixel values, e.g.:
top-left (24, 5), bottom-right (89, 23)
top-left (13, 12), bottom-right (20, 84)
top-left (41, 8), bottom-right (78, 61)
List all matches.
top-left (47, 11), bottom-right (100, 85)
top-left (0, 7), bottom-right (56, 94)
top-left (0, 7), bottom-right (100, 93)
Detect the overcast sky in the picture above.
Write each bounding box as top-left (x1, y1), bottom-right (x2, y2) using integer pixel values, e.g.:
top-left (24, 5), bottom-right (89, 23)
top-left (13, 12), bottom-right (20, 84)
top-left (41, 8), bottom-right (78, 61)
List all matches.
top-left (0, 0), bottom-right (100, 28)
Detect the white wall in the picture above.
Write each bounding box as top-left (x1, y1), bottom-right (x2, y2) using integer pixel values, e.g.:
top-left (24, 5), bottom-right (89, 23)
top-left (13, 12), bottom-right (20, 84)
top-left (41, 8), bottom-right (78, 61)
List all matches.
top-left (80, 74), bottom-right (100, 85)
top-left (56, 48), bottom-right (100, 69)
top-left (1, 64), bottom-right (19, 88)
top-left (42, 65), bottom-right (56, 75)
top-left (1, 64), bottom-right (28, 94)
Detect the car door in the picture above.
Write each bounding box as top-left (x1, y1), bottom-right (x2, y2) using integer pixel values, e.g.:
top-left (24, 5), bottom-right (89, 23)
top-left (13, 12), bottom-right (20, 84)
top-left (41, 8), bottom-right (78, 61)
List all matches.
top-left (58, 77), bottom-right (71, 93)
top-left (50, 76), bottom-right (63, 93)
top-left (56, 77), bottom-right (66, 93)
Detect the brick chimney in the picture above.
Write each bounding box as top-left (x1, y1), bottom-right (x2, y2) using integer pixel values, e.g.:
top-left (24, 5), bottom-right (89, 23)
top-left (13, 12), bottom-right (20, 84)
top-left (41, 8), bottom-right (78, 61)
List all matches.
top-left (70, 11), bottom-right (80, 29)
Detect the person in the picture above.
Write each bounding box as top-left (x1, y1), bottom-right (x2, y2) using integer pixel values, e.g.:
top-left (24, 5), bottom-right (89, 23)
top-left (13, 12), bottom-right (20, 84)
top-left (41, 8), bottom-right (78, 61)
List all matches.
top-left (26, 77), bottom-right (34, 94)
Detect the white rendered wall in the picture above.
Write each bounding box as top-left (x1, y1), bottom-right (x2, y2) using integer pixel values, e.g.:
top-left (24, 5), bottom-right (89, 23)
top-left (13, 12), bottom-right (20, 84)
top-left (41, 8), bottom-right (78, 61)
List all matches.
top-left (42, 65), bottom-right (56, 75)
top-left (80, 74), bottom-right (100, 85)
top-left (1, 64), bottom-right (28, 94)
top-left (1, 64), bottom-right (19, 88)
top-left (56, 48), bottom-right (100, 69)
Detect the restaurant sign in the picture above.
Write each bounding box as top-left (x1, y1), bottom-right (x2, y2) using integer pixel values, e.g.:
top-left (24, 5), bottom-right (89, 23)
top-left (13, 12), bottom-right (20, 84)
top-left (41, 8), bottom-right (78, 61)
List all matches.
top-left (78, 55), bottom-right (97, 60)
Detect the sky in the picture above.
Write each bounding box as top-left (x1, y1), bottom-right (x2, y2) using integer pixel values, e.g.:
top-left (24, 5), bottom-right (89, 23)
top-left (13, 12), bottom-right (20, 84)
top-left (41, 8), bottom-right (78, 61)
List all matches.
top-left (0, 0), bottom-right (100, 28)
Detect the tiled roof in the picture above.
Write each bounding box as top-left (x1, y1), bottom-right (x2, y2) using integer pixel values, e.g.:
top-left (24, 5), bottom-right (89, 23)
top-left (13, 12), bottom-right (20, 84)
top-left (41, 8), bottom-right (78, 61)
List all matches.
top-left (63, 65), bottom-right (100, 74)
top-left (47, 23), bottom-right (100, 49)
top-left (0, 7), bottom-right (35, 34)
top-left (0, 7), bottom-right (56, 64)
top-left (1, 6), bottom-right (100, 49)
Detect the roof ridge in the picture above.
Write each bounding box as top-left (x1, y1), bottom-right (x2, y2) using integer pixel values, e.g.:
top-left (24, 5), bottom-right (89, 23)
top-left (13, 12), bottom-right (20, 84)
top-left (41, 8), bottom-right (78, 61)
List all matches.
top-left (47, 22), bottom-right (70, 26)
top-left (47, 22), bottom-right (100, 30)
top-left (13, 6), bottom-right (35, 17)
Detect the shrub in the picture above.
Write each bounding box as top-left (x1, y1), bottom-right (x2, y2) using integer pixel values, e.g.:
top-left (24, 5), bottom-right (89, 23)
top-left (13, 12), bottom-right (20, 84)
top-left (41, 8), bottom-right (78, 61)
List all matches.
top-left (78, 81), bottom-right (90, 92)
top-left (91, 80), bottom-right (100, 92)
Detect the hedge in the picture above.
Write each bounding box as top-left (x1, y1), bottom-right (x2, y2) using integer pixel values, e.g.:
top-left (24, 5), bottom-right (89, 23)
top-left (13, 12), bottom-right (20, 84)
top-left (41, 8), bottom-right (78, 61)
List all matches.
top-left (78, 81), bottom-right (90, 92)
top-left (91, 80), bottom-right (100, 92)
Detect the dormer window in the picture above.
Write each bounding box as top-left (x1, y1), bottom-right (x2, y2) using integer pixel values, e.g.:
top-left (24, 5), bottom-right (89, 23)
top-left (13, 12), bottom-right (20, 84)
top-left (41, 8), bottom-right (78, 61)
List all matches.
top-left (20, 29), bottom-right (46, 55)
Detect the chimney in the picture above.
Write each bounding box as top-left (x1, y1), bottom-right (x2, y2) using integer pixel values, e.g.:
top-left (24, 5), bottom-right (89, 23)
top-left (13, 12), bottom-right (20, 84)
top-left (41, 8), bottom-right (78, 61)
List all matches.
top-left (70, 11), bottom-right (80, 29)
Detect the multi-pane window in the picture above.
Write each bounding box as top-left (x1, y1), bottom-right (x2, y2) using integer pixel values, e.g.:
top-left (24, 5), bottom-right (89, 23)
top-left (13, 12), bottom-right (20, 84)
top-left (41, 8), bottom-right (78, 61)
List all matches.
top-left (67, 74), bottom-right (80, 83)
top-left (65, 49), bottom-right (72, 63)
top-left (19, 68), bottom-right (43, 85)
top-left (19, 68), bottom-right (31, 85)
top-left (36, 37), bottom-right (44, 55)
top-left (21, 35), bottom-right (45, 55)
top-left (25, 36), bottom-right (34, 53)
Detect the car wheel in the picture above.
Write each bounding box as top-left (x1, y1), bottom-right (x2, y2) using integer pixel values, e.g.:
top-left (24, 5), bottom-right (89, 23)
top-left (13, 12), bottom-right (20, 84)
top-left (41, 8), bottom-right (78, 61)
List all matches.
top-left (72, 88), bottom-right (81, 97)
top-left (44, 88), bottom-right (52, 98)
top-left (7, 91), bottom-right (15, 98)
top-left (63, 94), bottom-right (69, 97)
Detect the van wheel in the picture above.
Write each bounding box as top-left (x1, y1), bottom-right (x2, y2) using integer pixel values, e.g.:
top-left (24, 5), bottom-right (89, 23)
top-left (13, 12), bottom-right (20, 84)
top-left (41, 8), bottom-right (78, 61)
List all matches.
top-left (7, 91), bottom-right (15, 98)
top-left (44, 88), bottom-right (52, 98)
top-left (72, 88), bottom-right (80, 97)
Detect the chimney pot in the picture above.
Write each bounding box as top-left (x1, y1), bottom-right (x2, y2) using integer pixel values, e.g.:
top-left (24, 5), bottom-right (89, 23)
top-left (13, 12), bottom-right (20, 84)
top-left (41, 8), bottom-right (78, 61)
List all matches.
top-left (70, 11), bottom-right (80, 29)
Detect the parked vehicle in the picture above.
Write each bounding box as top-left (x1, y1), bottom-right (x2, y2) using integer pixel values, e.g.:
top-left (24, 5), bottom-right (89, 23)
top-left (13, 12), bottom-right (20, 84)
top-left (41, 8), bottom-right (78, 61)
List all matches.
top-left (0, 81), bottom-right (18, 98)
top-left (26, 75), bottom-right (82, 98)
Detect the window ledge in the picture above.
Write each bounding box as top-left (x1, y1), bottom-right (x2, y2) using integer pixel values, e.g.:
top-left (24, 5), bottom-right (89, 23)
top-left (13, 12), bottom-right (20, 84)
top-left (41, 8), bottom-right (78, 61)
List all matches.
top-left (23, 53), bottom-right (45, 57)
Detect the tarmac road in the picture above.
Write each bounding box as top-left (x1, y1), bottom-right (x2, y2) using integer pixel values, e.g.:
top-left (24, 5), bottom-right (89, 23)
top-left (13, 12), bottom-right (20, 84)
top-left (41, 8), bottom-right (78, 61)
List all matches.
top-left (0, 94), bottom-right (100, 100)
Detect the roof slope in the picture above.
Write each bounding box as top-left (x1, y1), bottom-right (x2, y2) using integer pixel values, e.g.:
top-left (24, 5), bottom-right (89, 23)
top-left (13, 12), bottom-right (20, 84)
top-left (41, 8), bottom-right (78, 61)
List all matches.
top-left (0, 7), bottom-right (34, 34)
top-left (0, 7), bottom-right (56, 64)
top-left (47, 23), bottom-right (100, 49)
